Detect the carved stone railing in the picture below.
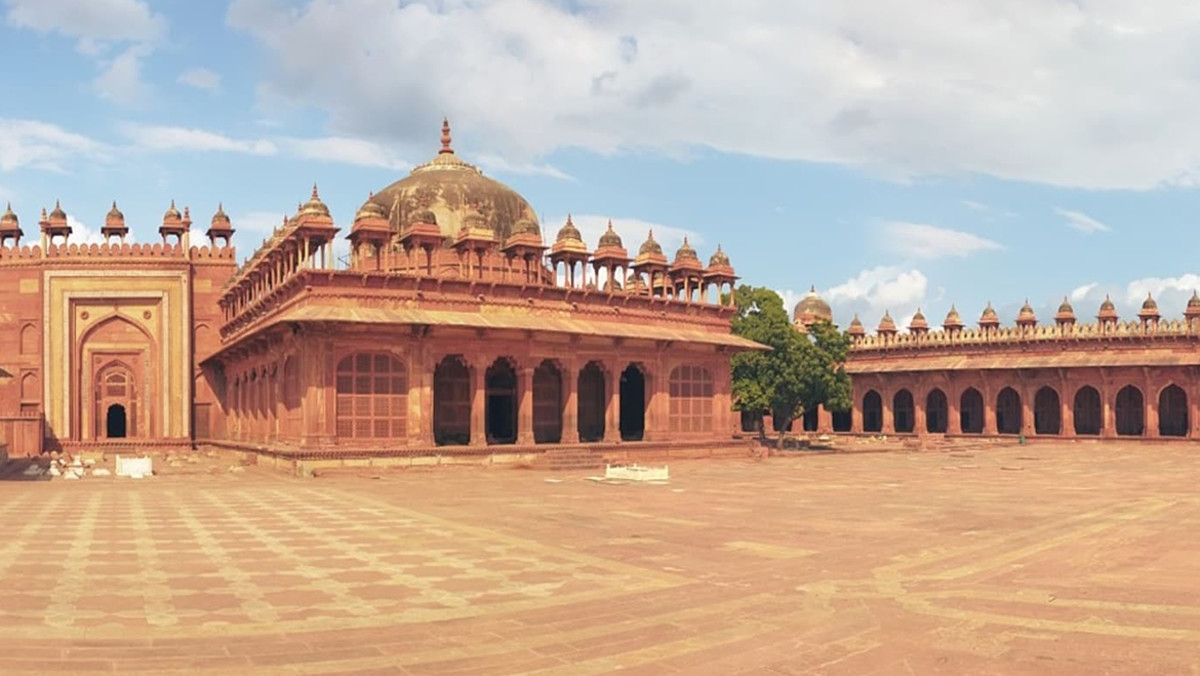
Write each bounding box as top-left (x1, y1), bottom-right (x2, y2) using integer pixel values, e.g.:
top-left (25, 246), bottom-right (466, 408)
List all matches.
top-left (851, 319), bottom-right (1200, 353)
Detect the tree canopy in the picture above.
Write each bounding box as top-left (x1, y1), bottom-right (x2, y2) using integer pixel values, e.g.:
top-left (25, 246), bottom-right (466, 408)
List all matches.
top-left (730, 285), bottom-right (852, 435)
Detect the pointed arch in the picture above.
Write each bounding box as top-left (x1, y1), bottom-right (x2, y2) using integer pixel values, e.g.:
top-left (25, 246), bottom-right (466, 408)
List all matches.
top-left (996, 387), bottom-right (1022, 434)
top-left (960, 388), bottom-right (984, 434)
top-left (892, 389), bottom-right (914, 433)
top-left (1073, 386), bottom-right (1101, 435)
top-left (1115, 385), bottom-right (1144, 436)
top-left (862, 390), bottom-right (883, 433)
top-left (1034, 386), bottom-right (1061, 435)
top-left (925, 389), bottom-right (948, 434)
top-left (1159, 384), bottom-right (1188, 437)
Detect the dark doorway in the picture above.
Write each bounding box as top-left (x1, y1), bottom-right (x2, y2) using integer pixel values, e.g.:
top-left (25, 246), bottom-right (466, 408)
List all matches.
top-left (832, 409), bottom-right (852, 432)
top-left (802, 406), bottom-right (818, 432)
top-left (960, 388), bottom-right (984, 434)
top-left (893, 389), bottom-right (915, 433)
top-left (485, 358), bottom-right (518, 444)
top-left (862, 390), bottom-right (883, 433)
top-left (434, 356), bottom-right (471, 445)
top-left (619, 364), bottom-right (645, 441)
top-left (996, 387), bottom-right (1022, 434)
top-left (1074, 386), bottom-right (1101, 435)
top-left (577, 362), bottom-right (606, 442)
top-left (532, 360), bottom-right (563, 443)
top-left (1034, 386), bottom-right (1061, 435)
top-left (926, 389), bottom-right (948, 433)
top-left (1160, 384), bottom-right (1189, 437)
top-left (106, 404), bottom-right (127, 439)
top-left (1116, 385), bottom-right (1144, 436)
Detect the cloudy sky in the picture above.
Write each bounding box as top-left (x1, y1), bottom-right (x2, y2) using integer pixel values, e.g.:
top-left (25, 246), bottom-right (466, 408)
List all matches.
top-left (3, 0), bottom-right (1200, 330)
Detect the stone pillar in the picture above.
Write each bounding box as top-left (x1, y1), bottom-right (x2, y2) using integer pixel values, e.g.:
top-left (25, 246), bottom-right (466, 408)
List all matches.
top-left (1061, 390), bottom-right (1074, 438)
top-left (1146, 387), bottom-right (1160, 438)
top-left (1020, 386), bottom-right (1034, 437)
top-left (881, 390), bottom-right (895, 435)
top-left (914, 398), bottom-right (927, 437)
top-left (817, 404), bottom-right (833, 434)
top-left (1101, 384), bottom-right (1116, 438)
top-left (947, 388), bottom-right (962, 435)
top-left (410, 346), bottom-right (435, 446)
top-left (603, 361), bottom-right (619, 443)
top-left (562, 361), bottom-right (580, 443)
top-left (471, 361), bottom-right (487, 446)
top-left (518, 366), bottom-right (534, 444)
top-left (983, 396), bottom-right (998, 436)
top-left (851, 400), bottom-right (863, 434)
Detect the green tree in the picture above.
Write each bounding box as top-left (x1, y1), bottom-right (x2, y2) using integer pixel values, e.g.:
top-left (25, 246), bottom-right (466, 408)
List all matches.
top-left (730, 285), bottom-right (852, 440)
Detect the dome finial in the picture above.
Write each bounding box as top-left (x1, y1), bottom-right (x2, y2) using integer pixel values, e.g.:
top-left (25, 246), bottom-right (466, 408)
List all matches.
top-left (311, 183), bottom-right (319, 200)
top-left (440, 117), bottom-right (453, 154)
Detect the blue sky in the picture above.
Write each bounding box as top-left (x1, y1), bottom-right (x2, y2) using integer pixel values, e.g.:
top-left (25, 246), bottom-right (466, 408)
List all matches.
top-left (4, 0), bottom-right (1200, 331)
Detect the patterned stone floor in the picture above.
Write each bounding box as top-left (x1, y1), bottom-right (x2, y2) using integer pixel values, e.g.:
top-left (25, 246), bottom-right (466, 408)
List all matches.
top-left (3, 443), bottom-right (1200, 674)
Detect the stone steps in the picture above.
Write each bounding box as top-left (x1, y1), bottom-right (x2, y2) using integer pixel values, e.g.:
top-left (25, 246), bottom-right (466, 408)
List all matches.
top-left (534, 448), bottom-right (604, 471)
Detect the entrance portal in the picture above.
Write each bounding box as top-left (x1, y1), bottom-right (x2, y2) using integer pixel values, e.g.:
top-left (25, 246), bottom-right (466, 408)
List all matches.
top-left (485, 358), bottom-right (518, 445)
top-left (619, 364), bottom-right (645, 441)
top-left (106, 404), bottom-right (127, 438)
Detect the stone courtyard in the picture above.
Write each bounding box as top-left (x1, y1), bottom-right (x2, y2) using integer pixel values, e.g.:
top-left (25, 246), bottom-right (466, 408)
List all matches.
top-left (2, 442), bottom-right (1200, 674)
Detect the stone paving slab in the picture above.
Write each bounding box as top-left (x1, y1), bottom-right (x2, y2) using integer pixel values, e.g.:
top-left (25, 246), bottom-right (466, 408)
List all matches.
top-left (2, 443), bottom-right (1200, 673)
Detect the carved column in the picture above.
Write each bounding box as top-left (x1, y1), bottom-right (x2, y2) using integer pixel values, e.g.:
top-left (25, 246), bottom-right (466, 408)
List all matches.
top-left (1101, 380), bottom-right (1116, 438)
top-left (1146, 376), bottom-right (1160, 438)
top-left (562, 360), bottom-right (580, 443)
top-left (881, 387), bottom-right (895, 435)
top-left (518, 365), bottom-right (534, 444)
top-left (470, 360), bottom-right (487, 446)
top-left (1020, 384), bottom-right (1034, 437)
top-left (1061, 380), bottom-right (1074, 438)
top-left (817, 404), bottom-right (833, 434)
top-left (914, 392), bottom-right (927, 436)
top-left (603, 360), bottom-right (619, 443)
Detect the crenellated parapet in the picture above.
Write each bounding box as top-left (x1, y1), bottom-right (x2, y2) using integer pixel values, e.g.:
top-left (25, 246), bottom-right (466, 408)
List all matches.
top-left (852, 317), bottom-right (1200, 353)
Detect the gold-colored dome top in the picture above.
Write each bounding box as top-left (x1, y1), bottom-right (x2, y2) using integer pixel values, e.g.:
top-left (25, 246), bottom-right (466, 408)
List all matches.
top-left (793, 286), bottom-right (833, 324)
top-left (354, 193), bottom-right (387, 222)
top-left (300, 184), bottom-right (331, 218)
top-left (556, 214), bottom-right (583, 243)
top-left (1057, 297), bottom-right (1074, 314)
top-left (980, 301), bottom-right (1000, 324)
top-left (708, 244), bottom-right (730, 268)
top-left (106, 201), bottom-right (124, 221)
top-left (1, 202), bottom-right (19, 228)
top-left (1099, 294), bottom-right (1117, 317)
top-left (1017, 299), bottom-right (1036, 322)
top-left (512, 215), bottom-right (540, 237)
top-left (847, 313), bottom-right (866, 336)
top-left (368, 119), bottom-right (537, 243)
top-left (598, 220), bottom-right (623, 249)
top-left (943, 304), bottom-right (963, 327)
top-left (1189, 291), bottom-right (1200, 309)
top-left (1141, 293), bottom-right (1158, 311)
top-left (909, 308), bottom-right (928, 329)
top-left (638, 230), bottom-right (664, 257)
top-left (673, 236), bottom-right (700, 265)
top-left (49, 200), bottom-right (67, 221)
top-left (163, 199), bottom-right (181, 222)
top-left (877, 310), bottom-right (897, 333)
top-left (211, 202), bottom-right (232, 226)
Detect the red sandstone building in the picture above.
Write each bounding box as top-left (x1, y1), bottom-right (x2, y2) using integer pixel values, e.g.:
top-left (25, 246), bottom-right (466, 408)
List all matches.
top-left (0, 121), bottom-right (760, 463)
top-left (803, 288), bottom-right (1200, 440)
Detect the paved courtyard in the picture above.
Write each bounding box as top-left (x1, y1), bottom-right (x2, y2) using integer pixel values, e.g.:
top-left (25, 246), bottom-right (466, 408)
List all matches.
top-left (3, 442), bottom-right (1200, 674)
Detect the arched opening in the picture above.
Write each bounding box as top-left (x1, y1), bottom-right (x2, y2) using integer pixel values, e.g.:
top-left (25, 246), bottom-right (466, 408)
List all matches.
top-left (1073, 386), bottom-right (1101, 435)
top-left (832, 409), bottom-right (852, 432)
top-left (925, 389), bottom-right (948, 433)
top-left (960, 388), bottom-right (984, 434)
top-left (577, 361), bottom-right (606, 442)
top-left (485, 358), bottom-right (518, 445)
top-left (434, 356), bottom-right (471, 445)
top-left (106, 403), bottom-right (127, 438)
top-left (893, 389), bottom-right (915, 433)
top-left (335, 353), bottom-right (407, 441)
top-left (1034, 386), bottom-right (1061, 435)
top-left (740, 410), bottom-right (761, 433)
top-left (802, 406), bottom-right (819, 432)
top-left (862, 390), bottom-right (883, 433)
top-left (619, 364), bottom-right (646, 441)
top-left (996, 387), bottom-right (1022, 434)
top-left (1159, 384), bottom-right (1188, 437)
top-left (1116, 385), bottom-right (1144, 436)
top-left (533, 360), bottom-right (563, 444)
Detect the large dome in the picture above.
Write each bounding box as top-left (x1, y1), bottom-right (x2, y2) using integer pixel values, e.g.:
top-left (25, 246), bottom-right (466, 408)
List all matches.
top-left (368, 119), bottom-right (537, 242)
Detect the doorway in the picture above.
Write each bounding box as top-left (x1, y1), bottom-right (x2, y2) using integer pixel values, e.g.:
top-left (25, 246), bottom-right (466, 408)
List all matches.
top-left (106, 403), bottom-right (128, 438)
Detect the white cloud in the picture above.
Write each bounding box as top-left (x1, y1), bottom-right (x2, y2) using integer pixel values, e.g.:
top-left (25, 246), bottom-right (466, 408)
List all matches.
top-left (5, 0), bottom-right (165, 45)
top-left (1055, 207), bottom-right (1112, 234)
top-left (474, 154), bottom-right (574, 181)
top-left (63, 214), bottom-right (135, 245)
top-left (1070, 282), bottom-right (1099, 301)
top-left (0, 118), bottom-right (109, 172)
top-left (279, 137), bottom-right (409, 171)
top-left (125, 125), bottom-right (278, 155)
top-left (178, 67), bottom-right (221, 92)
top-left (822, 265), bottom-right (929, 329)
top-left (227, 0), bottom-right (1200, 190)
top-left (882, 221), bottom-right (1002, 259)
top-left (1125, 274), bottom-right (1200, 311)
top-left (94, 44), bottom-right (152, 104)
